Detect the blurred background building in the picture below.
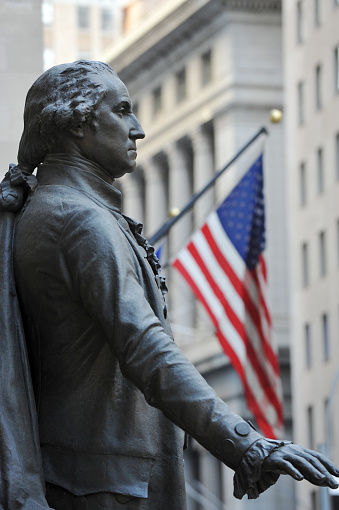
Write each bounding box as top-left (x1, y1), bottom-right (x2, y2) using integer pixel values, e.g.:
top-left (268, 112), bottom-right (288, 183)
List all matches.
top-left (1, 0), bottom-right (339, 509)
top-left (284, 2), bottom-right (339, 510)
top-left (41, 0), bottom-right (123, 69)
top-left (0, 0), bottom-right (43, 176)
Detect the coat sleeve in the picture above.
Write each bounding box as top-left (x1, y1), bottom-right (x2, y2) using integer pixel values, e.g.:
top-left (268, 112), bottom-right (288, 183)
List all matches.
top-left (59, 207), bottom-right (284, 499)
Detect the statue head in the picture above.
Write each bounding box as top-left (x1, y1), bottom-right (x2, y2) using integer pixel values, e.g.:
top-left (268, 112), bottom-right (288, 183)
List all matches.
top-left (17, 60), bottom-right (118, 173)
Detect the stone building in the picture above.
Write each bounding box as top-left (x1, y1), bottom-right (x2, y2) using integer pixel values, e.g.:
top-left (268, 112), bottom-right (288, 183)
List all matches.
top-left (284, 1), bottom-right (339, 510)
top-left (0, 0), bottom-right (43, 176)
top-left (42, 0), bottom-right (123, 69)
top-left (103, 1), bottom-right (294, 508)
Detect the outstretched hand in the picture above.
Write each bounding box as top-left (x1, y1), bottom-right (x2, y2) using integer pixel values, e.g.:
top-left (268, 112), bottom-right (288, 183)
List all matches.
top-left (262, 444), bottom-right (339, 488)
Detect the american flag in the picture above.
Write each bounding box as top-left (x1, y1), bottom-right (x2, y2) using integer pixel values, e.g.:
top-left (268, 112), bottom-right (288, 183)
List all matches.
top-left (172, 154), bottom-right (283, 438)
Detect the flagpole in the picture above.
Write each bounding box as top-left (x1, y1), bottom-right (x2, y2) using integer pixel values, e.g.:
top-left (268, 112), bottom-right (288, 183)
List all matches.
top-left (149, 126), bottom-right (268, 245)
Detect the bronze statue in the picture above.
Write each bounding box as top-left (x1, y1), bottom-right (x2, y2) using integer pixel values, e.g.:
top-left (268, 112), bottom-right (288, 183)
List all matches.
top-left (1, 61), bottom-right (338, 510)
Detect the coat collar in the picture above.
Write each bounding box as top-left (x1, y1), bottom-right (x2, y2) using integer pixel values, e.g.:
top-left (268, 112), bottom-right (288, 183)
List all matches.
top-left (37, 154), bottom-right (122, 213)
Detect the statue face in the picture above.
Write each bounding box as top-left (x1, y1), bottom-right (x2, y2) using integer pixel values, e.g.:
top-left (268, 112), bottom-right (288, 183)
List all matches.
top-left (77, 72), bottom-right (145, 179)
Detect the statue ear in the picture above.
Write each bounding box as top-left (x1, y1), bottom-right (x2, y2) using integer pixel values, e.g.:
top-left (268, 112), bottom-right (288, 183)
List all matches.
top-left (69, 124), bottom-right (84, 138)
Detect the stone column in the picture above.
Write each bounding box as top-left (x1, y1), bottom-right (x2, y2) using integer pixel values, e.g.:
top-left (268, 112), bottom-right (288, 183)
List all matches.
top-left (198, 452), bottom-right (223, 506)
top-left (121, 170), bottom-right (145, 223)
top-left (144, 157), bottom-right (168, 238)
top-left (167, 142), bottom-right (192, 253)
top-left (167, 141), bottom-right (194, 332)
top-left (191, 124), bottom-right (215, 228)
top-left (191, 125), bottom-right (215, 333)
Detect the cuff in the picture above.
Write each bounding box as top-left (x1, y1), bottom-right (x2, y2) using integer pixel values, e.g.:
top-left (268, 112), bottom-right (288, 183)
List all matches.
top-left (233, 438), bottom-right (292, 500)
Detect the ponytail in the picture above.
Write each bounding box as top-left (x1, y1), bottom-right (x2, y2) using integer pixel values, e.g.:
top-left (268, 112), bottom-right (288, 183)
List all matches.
top-left (0, 164), bottom-right (38, 213)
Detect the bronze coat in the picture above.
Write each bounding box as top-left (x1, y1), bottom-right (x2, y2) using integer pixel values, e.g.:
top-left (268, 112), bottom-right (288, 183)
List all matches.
top-left (13, 155), bottom-right (265, 509)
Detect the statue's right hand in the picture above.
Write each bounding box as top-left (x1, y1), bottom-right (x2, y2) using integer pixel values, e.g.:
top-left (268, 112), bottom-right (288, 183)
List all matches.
top-left (262, 443), bottom-right (339, 488)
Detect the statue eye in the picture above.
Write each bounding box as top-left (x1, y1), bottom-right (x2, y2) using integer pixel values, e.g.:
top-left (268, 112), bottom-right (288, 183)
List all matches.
top-left (117, 103), bottom-right (131, 117)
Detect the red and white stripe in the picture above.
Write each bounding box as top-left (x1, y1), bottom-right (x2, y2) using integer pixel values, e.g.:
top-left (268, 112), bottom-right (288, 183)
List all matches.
top-left (172, 212), bottom-right (284, 438)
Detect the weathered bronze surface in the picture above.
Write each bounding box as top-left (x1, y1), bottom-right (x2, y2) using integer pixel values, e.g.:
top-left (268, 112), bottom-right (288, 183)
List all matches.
top-left (1, 61), bottom-right (338, 510)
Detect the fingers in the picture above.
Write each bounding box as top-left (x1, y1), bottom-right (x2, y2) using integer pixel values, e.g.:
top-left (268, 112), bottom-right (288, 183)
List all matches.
top-left (296, 450), bottom-right (333, 476)
top-left (263, 451), bottom-right (304, 479)
top-left (291, 458), bottom-right (329, 486)
top-left (303, 448), bottom-right (339, 477)
top-left (263, 445), bottom-right (339, 489)
top-left (291, 447), bottom-right (339, 487)
top-left (275, 459), bottom-right (304, 481)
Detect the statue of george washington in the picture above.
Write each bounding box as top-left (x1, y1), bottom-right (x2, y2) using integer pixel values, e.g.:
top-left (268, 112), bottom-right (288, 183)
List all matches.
top-left (1, 61), bottom-right (338, 510)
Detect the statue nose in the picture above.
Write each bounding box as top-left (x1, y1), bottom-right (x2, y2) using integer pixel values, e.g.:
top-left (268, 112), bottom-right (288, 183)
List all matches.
top-left (130, 122), bottom-right (145, 140)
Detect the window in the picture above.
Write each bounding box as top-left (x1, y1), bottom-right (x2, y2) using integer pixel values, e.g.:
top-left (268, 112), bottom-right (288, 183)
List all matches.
top-left (311, 490), bottom-right (318, 510)
top-left (152, 86), bottom-right (162, 117)
top-left (324, 398), bottom-right (329, 427)
top-left (297, 1), bottom-right (304, 43)
top-left (43, 48), bottom-right (55, 71)
top-left (322, 313), bottom-right (330, 361)
top-left (201, 50), bottom-right (212, 87)
top-left (314, 0), bottom-right (321, 26)
top-left (335, 45), bottom-right (339, 92)
top-left (317, 147), bottom-right (324, 193)
top-left (176, 68), bottom-right (186, 103)
top-left (299, 162), bottom-right (307, 206)
top-left (336, 134), bottom-right (339, 180)
top-left (319, 231), bottom-right (326, 276)
top-left (101, 8), bottom-right (113, 31)
top-left (42, 1), bottom-right (54, 25)
top-left (78, 6), bottom-right (90, 29)
top-left (298, 81), bottom-right (305, 125)
top-left (302, 242), bottom-right (309, 287)
top-left (315, 64), bottom-right (322, 110)
top-left (305, 323), bottom-right (312, 368)
top-left (307, 406), bottom-right (314, 449)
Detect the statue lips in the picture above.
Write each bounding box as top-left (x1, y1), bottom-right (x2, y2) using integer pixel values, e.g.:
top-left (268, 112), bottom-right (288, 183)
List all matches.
top-left (128, 147), bottom-right (137, 159)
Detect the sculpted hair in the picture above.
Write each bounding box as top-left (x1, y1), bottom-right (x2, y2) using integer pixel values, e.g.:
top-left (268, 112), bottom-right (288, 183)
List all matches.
top-left (17, 60), bottom-right (117, 173)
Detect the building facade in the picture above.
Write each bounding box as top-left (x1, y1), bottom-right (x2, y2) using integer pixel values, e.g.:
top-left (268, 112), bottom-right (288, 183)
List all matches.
top-left (42, 0), bottom-right (123, 69)
top-left (0, 0), bottom-right (43, 177)
top-left (284, 1), bottom-right (339, 510)
top-left (103, 1), bottom-right (294, 508)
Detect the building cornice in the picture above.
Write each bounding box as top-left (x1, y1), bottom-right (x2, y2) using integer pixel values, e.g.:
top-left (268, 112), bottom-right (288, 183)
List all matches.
top-left (223, 0), bottom-right (281, 11)
top-left (101, 0), bottom-right (281, 81)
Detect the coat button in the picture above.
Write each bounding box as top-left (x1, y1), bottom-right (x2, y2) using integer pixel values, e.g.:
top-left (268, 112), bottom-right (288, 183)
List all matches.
top-left (72, 496), bottom-right (88, 510)
top-left (163, 304), bottom-right (167, 319)
top-left (235, 422), bottom-right (251, 436)
top-left (223, 439), bottom-right (235, 455)
top-left (116, 494), bottom-right (131, 504)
